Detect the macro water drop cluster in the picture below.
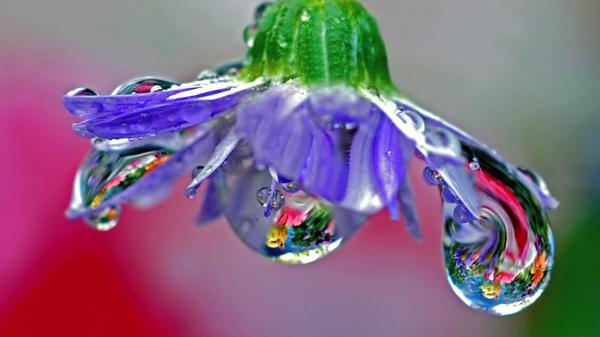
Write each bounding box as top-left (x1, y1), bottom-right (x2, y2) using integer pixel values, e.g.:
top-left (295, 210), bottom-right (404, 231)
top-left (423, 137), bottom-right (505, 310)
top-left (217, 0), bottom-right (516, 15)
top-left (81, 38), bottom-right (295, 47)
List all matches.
top-left (63, 0), bottom-right (558, 315)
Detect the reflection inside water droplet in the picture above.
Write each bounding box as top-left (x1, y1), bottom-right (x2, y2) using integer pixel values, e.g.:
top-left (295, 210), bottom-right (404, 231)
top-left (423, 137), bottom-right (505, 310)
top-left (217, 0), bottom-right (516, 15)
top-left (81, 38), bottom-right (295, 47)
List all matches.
top-left (443, 146), bottom-right (554, 316)
top-left (217, 164), bottom-right (368, 264)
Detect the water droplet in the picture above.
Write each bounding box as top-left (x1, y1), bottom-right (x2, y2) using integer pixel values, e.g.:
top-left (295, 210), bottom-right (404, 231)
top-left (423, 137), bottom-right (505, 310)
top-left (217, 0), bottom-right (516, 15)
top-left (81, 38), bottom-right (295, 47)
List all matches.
top-left (469, 158), bottom-right (481, 171)
top-left (254, 2), bottom-right (273, 23)
top-left (85, 206), bottom-right (121, 231)
top-left (219, 167), bottom-right (368, 264)
top-left (112, 78), bottom-right (178, 95)
top-left (423, 167), bottom-right (440, 186)
top-left (256, 186), bottom-right (271, 205)
top-left (256, 186), bottom-right (285, 211)
top-left (269, 189), bottom-right (285, 211)
top-left (442, 185), bottom-right (458, 204)
top-left (443, 147), bottom-right (554, 316)
top-left (67, 87), bottom-right (98, 97)
top-left (192, 165), bottom-right (205, 179)
top-left (282, 182), bottom-right (301, 193)
top-left (71, 147), bottom-right (173, 213)
top-left (453, 204), bottom-right (473, 224)
top-left (301, 11), bottom-right (310, 22)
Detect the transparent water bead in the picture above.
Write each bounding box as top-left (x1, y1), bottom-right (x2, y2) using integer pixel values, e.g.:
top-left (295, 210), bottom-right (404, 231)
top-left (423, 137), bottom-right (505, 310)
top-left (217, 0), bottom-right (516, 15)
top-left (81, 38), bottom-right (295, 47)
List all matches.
top-left (442, 146), bottom-right (554, 316)
top-left (217, 165), bottom-right (368, 264)
top-left (85, 206), bottom-right (121, 231)
top-left (67, 145), bottom-right (174, 228)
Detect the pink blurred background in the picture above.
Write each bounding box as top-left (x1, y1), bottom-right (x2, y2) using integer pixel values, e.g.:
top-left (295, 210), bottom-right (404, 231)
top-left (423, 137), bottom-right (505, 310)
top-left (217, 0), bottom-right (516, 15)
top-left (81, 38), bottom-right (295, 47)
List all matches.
top-left (1, 1), bottom-right (598, 336)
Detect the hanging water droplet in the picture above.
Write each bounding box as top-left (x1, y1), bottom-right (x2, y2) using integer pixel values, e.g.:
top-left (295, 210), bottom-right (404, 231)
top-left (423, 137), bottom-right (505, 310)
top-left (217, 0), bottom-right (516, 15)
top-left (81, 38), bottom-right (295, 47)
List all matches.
top-left (85, 205), bottom-right (121, 231)
top-left (219, 166), bottom-right (368, 264)
top-left (69, 146), bottom-right (174, 215)
top-left (443, 147), bottom-right (554, 316)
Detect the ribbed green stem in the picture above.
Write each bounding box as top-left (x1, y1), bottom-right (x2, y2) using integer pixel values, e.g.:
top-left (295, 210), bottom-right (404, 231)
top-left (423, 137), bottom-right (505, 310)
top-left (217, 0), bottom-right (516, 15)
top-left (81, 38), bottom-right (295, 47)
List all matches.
top-left (241, 0), bottom-right (398, 95)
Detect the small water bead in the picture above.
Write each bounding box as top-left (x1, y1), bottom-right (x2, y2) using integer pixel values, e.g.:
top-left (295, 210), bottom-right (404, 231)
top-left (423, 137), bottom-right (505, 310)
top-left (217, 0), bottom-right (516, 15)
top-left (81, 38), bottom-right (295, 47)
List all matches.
top-left (256, 186), bottom-right (270, 205)
top-left (443, 146), bottom-right (554, 316)
top-left (192, 165), bottom-right (205, 179)
top-left (453, 204), bottom-right (473, 224)
top-left (469, 158), bottom-right (481, 171)
top-left (442, 185), bottom-right (458, 204)
top-left (256, 186), bottom-right (285, 211)
top-left (281, 182), bottom-right (301, 193)
top-left (423, 167), bottom-right (441, 186)
top-left (219, 167), bottom-right (368, 264)
top-left (85, 206), bottom-right (121, 231)
top-left (67, 87), bottom-right (98, 97)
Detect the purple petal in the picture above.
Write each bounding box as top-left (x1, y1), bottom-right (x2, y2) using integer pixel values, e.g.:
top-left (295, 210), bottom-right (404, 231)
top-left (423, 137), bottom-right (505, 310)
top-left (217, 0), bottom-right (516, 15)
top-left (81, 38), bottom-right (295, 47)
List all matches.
top-left (398, 178), bottom-right (422, 240)
top-left (64, 80), bottom-right (236, 117)
top-left (197, 179), bottom-right (223, 225)
top-left (300, 124), bottom-right (349, 203)
top-left (372, 115), bottom-right (413, 208)
top-left (70, 81), bottom-right (264, 139)
top-left (339, 110), bottom-right (384, 214)
top-left (186, 129), bottom-right (240, 198)
top-left (236, 85), bottom-right (312, 180)
top-left (308, 87), bottom-right (372, 125)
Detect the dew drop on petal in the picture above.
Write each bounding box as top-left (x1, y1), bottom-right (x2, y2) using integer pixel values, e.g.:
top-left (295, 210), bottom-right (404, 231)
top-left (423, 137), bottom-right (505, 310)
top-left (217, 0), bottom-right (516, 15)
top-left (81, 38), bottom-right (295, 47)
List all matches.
top-left (112, 78), bottom-right (178, 95)
top-left (443, 147), bottom-right (554, 316)
top-left (218, 166), bottom-right (368, 265)
top-left (67, 87), bottom-right (98, 97)
top-left (423, 167), bottom-right (440, 186)
top-left (85, 205), bottom-right (121, 231)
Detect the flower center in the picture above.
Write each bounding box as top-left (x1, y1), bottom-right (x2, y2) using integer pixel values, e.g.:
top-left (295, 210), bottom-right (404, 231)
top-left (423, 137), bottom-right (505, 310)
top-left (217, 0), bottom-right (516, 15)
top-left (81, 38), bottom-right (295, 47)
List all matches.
top-left (241, 0), bottom-right (398, 95)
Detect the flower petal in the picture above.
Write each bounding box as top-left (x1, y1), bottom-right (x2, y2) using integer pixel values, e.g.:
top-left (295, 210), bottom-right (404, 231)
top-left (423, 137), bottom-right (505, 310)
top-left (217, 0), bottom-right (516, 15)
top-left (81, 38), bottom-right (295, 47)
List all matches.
top-left (339, 110), bottom-right (384, 214)
top-left (64, 79), bottom-right (235, 117)
top-left (372, 114), bottom-right (413, 208)
top-left (70, 80), bottom-right (265, 139)
top-left (300, 123), bottom-right (349, 203)
top-left (307, 87), bottom-right (372, 125)
top-left (398, 177), bottom-right (422, 240)
top-left (186, 129), bottom-right (241, 198)
top-left (197, 179), bottom-right (223, 225)
top-left (236, 85), bottom-right (311, 180)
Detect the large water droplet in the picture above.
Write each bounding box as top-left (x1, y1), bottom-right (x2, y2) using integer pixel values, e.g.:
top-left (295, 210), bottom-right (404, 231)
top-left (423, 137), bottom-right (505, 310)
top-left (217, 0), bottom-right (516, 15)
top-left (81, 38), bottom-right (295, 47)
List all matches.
top-left (85, 205), bottom-right (121, 231)
top-left (443, 147), bottom-right (554, 316)
top-left (69, 146), bottom-right (174, 218)
top-left (217, 165), bottom-right (368, 264)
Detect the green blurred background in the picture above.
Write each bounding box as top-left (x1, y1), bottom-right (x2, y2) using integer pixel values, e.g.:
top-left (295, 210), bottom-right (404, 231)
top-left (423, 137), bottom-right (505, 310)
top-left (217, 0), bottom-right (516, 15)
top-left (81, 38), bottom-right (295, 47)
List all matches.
top-left (0, 1), bottom-right (598, 336)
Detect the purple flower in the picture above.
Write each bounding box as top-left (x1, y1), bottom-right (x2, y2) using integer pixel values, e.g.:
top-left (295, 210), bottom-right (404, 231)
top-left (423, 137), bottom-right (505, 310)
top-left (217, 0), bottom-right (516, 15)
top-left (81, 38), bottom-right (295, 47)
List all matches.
top-left (63, 1), bottom-right (558, 277)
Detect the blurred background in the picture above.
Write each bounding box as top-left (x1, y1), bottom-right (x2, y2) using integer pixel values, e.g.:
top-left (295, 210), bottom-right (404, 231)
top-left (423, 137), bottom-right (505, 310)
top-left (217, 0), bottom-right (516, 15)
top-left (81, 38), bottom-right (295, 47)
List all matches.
top-left (0, 0), bottom-right (598, 336)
